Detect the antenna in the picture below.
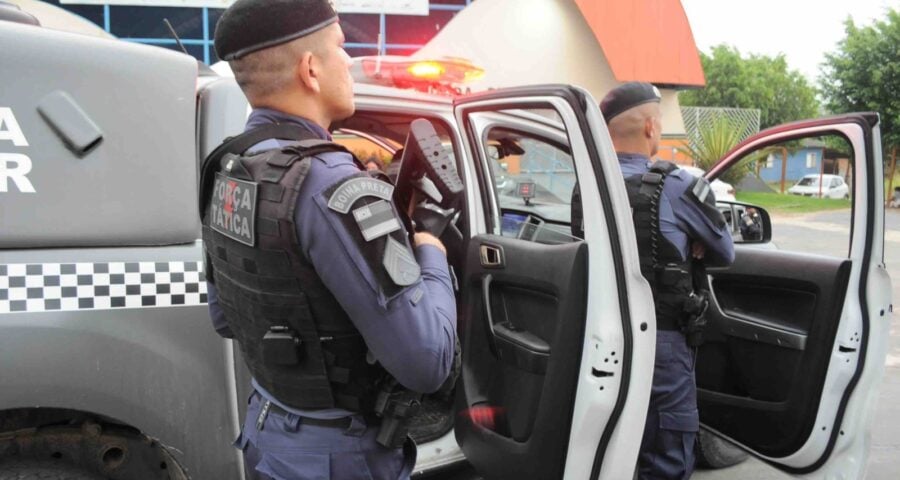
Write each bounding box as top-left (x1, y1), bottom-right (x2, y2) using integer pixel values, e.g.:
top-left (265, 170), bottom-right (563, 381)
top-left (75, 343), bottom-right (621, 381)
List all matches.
top-left (375, 32), bottom-right (384, 77)
top-left (163, 18), bottom-right (189, 55)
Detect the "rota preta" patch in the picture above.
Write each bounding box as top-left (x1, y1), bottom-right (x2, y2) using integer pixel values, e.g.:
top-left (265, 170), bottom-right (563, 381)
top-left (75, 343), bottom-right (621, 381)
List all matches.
top-left (209, 173), bottom-right (258, 246)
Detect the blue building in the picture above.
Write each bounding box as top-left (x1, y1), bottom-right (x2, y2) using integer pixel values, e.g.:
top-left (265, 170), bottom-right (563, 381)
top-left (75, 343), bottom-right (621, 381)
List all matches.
top-left (49, 0), bottom-right (473, 65)
top-left (757, 140), bottom-right (851, 183)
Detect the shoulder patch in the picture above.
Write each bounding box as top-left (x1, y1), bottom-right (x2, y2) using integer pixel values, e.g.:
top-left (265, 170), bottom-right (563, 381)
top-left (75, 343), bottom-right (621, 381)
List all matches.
top-left (691, 177), bottom-right (712, 204)
top-left (684, 177), bottom-right (726, 230)
top-left (383, 236), bottom-right (421, 286)
top-left (208, 173), bottom-right (258, 246)
top-left (321, 173), bottom-right (419, 293)
top-left (353, 199), bottom-right (401, 241)
top-left (328, 177), bottom-right (394, 213)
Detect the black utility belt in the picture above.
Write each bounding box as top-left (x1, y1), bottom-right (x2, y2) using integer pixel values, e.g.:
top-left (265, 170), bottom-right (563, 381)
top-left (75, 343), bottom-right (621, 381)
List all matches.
top-left (656, 317), bottom-right (683, 332)
top-left (252, 393), bottom-right (360, 431)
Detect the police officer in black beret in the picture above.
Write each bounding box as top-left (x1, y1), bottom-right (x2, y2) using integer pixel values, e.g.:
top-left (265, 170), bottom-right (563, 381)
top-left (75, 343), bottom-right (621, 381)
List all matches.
top-left (204, 1), bottom-right (458, 479)
top-left (600, 82), bottom-right (734, 480)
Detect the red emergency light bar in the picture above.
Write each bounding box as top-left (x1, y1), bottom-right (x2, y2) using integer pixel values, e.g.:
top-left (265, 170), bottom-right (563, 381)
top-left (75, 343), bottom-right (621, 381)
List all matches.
top-left (353, 56), bottom-right (485, 96)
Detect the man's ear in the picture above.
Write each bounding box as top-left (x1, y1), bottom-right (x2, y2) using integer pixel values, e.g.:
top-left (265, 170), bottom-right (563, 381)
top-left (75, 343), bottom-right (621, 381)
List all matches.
top-left (644, 117), bottom-right (655, 140)
top-left (296, 51), bottom-right (320, 93)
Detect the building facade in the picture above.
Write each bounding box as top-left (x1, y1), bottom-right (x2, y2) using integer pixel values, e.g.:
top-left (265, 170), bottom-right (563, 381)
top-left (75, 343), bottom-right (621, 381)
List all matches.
top-left (49, 0), bottom-right (472, 65)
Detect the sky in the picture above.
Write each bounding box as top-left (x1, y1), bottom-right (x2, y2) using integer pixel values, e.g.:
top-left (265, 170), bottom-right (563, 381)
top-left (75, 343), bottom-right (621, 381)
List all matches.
top-left (681, 0), bottom-right (898, 84)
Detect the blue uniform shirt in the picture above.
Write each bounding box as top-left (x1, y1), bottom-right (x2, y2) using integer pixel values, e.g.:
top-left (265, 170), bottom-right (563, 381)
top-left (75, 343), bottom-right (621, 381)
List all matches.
top-left (207, 109), bottom-right (457, 418)
top-left (618, 153), bottom-right (734, 266)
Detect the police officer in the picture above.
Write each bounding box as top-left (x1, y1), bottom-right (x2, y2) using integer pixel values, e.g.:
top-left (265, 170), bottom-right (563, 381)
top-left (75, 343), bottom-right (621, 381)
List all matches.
top-left (599, 83), bottom-right (735, 480)
top-left (201, 1), bottom-right (458, 478)
top-left (740, 207), bottom-right (763, 241)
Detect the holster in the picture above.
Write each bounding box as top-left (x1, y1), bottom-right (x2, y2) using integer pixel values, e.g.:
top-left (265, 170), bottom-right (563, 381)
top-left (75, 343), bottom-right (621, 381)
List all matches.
top-left (681, 291), bottom-right (709, 348)
top-left (373, 380), bottom-right (422, 449)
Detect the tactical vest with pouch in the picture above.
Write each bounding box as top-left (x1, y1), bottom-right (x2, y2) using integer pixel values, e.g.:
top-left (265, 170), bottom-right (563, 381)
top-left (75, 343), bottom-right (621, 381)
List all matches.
top-left (199, 125), bottom-right (387, 412)
top-left (624, 160), bottom-right (694, 331)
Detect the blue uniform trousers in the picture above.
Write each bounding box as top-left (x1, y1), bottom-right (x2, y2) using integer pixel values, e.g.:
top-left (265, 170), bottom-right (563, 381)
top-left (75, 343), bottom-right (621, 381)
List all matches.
top-left (638, 330), bottom-right (700, 480)
top-left (236, 393), bottom-right (416, 480)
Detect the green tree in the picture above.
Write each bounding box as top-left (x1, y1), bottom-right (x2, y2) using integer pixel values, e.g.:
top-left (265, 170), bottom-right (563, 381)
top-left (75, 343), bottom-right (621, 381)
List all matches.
top-left (820, 9), bottom-right (900, 160)
top-left (680, 45), bottom-right (820, 129)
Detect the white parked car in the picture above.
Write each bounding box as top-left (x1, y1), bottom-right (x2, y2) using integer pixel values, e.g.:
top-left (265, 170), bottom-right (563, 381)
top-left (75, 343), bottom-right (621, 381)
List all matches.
top-left (788, 174), bottom-right (850, 199)
top-left (682, 165), bottom-right (737, 201)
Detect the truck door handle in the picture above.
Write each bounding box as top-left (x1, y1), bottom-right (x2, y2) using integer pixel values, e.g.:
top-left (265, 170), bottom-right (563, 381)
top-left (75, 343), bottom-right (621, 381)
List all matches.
top-left (480, 244), bottom-right (503, 267)
top-left (482, 274), bottom-right (500, 357)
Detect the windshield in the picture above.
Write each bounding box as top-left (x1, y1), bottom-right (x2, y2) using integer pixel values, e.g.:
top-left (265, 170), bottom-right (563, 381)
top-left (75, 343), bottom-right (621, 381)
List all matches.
top-left (797, 176), bottom-right (820, 186)
top-left (490, 135), bottom-right (576, 222)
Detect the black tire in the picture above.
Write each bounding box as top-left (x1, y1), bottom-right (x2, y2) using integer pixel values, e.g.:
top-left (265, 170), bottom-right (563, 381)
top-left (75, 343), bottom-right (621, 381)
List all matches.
top-left (0, 460), bottom-right (105, 480)
top-left (695, 430), bottom-right (749, 469)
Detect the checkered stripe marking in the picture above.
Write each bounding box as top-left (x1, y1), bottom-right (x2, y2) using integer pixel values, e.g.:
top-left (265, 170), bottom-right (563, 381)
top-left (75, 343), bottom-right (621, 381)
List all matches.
top-left (0, 262), bottom-right (208, 314)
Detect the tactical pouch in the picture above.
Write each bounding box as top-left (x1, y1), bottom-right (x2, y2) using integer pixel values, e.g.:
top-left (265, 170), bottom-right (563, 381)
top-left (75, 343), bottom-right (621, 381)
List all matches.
top-left (262, 326), bottom-right (304, 365)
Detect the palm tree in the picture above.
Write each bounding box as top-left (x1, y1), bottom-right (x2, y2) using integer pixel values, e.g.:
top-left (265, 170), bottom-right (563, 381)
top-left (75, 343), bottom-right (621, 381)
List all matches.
top-left (677, 117), bottom-right (752, 186)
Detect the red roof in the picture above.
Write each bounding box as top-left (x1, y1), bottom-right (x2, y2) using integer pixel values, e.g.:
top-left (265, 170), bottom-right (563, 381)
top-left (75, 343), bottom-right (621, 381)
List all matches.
top-left (574, 0), bottom-right (705, 87)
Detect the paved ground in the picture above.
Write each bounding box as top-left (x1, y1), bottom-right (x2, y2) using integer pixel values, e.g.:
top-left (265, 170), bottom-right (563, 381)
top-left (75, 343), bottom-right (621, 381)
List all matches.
top-left (694, 207), bottom-right (900, 479)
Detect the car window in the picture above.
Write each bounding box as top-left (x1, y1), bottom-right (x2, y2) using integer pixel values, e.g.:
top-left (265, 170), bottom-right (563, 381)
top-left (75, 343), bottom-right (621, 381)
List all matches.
top-left (469, 108), bottom-right (580, 244)
top-left (725, 133), bottom-right (854, 256)
top-left (332, 131), bottom-right (397, 170)
top-left (332, 111), bottom-right (458, 180)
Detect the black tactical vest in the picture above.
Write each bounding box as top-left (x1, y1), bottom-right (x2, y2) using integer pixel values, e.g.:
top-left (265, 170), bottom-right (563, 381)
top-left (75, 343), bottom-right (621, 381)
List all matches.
top-left (624, 161), bottom-right (694, 331)
top-left (199, 125), bottom-right (387, 412)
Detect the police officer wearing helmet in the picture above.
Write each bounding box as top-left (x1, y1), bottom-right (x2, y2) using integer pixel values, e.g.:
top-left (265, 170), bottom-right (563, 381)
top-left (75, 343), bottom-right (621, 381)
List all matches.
top-left (600, 83), bottom-right (734, 479)
top-left (201, 1), bottom-right (458, 478)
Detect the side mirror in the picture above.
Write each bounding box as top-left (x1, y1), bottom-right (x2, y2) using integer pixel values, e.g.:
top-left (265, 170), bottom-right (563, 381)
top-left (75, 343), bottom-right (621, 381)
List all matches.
top-left (716, 201), bottom-right (771, 244)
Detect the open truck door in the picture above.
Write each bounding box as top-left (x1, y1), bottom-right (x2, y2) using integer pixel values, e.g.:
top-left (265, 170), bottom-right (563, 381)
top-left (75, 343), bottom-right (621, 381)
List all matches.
top-left (451, 86), bottom-right (655, 480)
top-left (698, 113), bottom-right (892, 478)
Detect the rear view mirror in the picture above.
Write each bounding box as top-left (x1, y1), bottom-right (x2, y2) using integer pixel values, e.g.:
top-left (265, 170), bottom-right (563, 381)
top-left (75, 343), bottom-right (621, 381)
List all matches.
top-left (717, 201), bottom-right (771, 244)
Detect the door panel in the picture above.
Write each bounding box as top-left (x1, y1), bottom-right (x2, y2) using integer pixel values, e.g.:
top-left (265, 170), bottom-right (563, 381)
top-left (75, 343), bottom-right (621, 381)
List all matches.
top-left (698, 248), bottom-right (851, 453)
top-left (453, 86), bottom-right (654, 480)
top-left (457, 235), bottom-right (587, 476)
top-left (698, 114), bottom-right (891, 475)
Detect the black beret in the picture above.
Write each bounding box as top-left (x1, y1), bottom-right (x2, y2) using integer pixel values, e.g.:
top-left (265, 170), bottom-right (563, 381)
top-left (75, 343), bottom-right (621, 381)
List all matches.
top-left (599, 82), bottom-right (662, 123)
top-left (214, 0), bottom-right (338, 61)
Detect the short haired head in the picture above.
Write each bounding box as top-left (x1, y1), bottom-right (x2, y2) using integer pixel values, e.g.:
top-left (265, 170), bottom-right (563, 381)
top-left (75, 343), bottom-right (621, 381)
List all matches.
top-left (214, 0), bottom-right (354, 127)
top-left (600, 82), bottom-right (663, 157)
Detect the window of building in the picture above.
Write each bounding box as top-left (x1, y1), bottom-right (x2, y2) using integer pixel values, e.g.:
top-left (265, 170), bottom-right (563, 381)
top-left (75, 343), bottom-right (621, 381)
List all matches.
top-left (385, 9), bottom-right (457, 49)
top-left (46, 0), bottom-right (104, 26)
top-left (766, 153), bottom-right (774, 169)
top-left (108, 6), bottom-right (203, 39)
top-left (806, 152), bottom-right (816, 168)
top-left (53, 1), bottom-right (473, 65)
top-left (342, 13), bottom-right (382, 46)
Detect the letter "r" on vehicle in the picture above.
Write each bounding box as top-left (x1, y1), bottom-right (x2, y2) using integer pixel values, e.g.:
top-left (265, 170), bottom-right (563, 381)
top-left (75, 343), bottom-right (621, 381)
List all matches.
top-left (0, 153), bottom-right (36, 193)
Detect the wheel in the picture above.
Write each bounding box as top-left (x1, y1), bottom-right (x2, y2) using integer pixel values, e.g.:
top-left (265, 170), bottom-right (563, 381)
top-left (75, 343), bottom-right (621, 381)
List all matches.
top-left (0, 460), bottom-right (105, 480)
top-left (695, 430), bottom-right (749, 469)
